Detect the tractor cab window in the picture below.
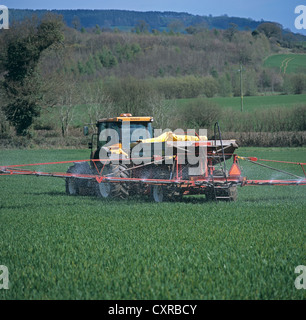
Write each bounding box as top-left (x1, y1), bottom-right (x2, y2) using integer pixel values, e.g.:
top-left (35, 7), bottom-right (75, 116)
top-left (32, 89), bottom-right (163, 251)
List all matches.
top-left (98, 122), bottom-right (121, 147)
top-left (98, 121), bottom-right (152, 147)
top-left (123, 122), bottom-right (152, 143)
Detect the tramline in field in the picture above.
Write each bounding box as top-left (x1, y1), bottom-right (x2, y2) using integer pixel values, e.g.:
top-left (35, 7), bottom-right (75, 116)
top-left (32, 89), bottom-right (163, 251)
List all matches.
top-left (0, 114), bottom-right (305, 202)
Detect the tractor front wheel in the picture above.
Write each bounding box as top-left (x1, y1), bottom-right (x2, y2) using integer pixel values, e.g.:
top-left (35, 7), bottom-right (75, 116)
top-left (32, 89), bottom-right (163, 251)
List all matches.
top-left (66, 164), bottom-right (80, 195)
top-left (151, 184), bottom-right (165, 202)
top-left (66, 176), bottom-right (78, 195)
top-left (66, 162), bottom-right (93, 196)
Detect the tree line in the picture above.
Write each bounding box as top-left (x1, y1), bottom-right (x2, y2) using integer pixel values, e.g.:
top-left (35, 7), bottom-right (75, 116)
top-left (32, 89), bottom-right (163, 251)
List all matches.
top-left (9, 9), bottom-right (264, 31)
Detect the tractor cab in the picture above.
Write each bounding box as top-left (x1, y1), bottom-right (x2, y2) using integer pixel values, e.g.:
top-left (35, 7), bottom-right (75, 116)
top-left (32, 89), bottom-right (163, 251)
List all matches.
top-left (85, 113), bottom-right (153, 160)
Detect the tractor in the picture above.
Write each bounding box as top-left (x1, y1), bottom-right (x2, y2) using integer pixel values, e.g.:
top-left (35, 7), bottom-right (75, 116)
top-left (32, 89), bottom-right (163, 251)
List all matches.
top-left (65, 113), bottom-right (240, 202)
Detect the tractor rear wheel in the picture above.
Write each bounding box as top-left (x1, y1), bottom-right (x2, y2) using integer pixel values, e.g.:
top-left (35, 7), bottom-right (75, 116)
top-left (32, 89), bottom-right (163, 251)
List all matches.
top-left (151, 167), bottom-right (173, 203)
top-left (152, 184), bottom-right (165, 202)
top-left (95, 164), bottom-right (130, 199)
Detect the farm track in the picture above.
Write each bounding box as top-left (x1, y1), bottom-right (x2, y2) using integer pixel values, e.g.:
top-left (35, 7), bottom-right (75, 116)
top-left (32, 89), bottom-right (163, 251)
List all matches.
top-left (280, 57), bottom-right (295, 74)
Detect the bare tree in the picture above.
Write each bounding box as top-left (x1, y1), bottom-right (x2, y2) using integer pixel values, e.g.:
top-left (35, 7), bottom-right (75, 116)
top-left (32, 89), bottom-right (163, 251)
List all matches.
top-left (58, 81), bottom-right (78, 137)
top-left (148, 92), bottom-right (175, 130)
top-left (80, 81), bottom-right (115, 130)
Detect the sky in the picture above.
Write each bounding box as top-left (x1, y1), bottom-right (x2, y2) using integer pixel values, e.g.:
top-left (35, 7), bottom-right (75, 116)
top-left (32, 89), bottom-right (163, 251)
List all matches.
top-left (4, 0), bottom-right (306, 35)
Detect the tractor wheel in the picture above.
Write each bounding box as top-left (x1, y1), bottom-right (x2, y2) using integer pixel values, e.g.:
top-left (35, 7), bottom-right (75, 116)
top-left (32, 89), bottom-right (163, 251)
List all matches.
top-left (206, 185), bottom-right (238, 201)
top-left (66, 164), bottom-right (81, 195)
top-left (151, 167), bottom-right (172, 203)
top-left (66, 175), bottom-right (78, 195)
top-left (151, 184), bottom-right (182, 203)
top-left (66, 162), bottom-right (93, 196)
top-left (227, 186), bottom-right (238, 201)
top-left (166, 188), bottom-right (183, 202)
top-left (95, 164), bottom-right (130, 199)
top-left (205, 188), bottom-right (215, 201)
top-left (152, 185), bottom-right (164, 203)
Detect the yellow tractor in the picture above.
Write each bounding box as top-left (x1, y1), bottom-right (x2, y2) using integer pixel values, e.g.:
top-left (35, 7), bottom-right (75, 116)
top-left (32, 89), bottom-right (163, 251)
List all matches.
top-left (66, 113), bottom-right (240, 202)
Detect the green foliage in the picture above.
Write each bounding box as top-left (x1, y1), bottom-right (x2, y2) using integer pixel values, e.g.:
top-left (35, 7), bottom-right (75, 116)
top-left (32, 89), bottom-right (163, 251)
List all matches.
top-left (3, 95), bottom-right (41, 136)
top-left (218, 73), bottom-right (233, 97)
top-left (1, 14), bottom-right (64, 136)
top-left (257, 22), bottom-right (282, 40)
top-left (151, 76), bottom-right (219, 99)
top-left (202, 76), bottom-right (219, 98)
top-left (98, 47), bottom-right (118, 68)
top-left (103, 76), bottom-right (157, 115)
top-left (176, 97), bottom-right (221, 130)
top-left (74, 43), bottom-right (143, 75)
top-left (283, 74), bottom-right (306, 94)
top-left (115, 42), bottom-right (142, 62)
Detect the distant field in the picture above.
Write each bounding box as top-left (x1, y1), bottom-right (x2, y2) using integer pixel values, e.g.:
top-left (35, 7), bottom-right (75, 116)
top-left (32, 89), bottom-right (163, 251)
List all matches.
top-left (39, 94), bottom-right (306, 130)
top-left (175, 94), bottom-right (306, 112)
top-left (264, 54), bottom-right (306, 74)
top-left (0, 148), bottom-right (305, 300)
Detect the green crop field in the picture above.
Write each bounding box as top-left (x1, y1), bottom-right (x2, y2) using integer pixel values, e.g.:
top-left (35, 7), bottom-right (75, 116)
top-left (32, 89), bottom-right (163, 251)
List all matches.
top-left (0, 148), bottom-right (305, 300)
top-left (175, 94), bottom-right (306, 113)
top-left (264, 54), bottom-right (306, 74)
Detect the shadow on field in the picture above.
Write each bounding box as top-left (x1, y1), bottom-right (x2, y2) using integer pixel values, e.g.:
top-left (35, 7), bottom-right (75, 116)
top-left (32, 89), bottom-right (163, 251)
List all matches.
top-left (240, 195), bottom-right (298, 203)
top-left (23, 191), bottom-right (66, 197)
top-left (1, 203), bottom-right (42, 210)
top-left (18, 190), bottom-right (298, 204)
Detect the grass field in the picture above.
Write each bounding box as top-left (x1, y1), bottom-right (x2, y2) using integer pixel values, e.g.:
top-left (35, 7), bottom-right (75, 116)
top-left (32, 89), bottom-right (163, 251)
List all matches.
top-left (264, 54), bottom-right (306, 74)
top-left (175, 94), bottom-right (306, 113)
top-left (0, 148), bottom-right (305, 300)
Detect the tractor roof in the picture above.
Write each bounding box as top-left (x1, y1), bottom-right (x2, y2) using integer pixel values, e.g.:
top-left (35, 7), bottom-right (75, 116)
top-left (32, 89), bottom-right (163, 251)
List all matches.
top-left (98, 113), bottom-right (153, 123)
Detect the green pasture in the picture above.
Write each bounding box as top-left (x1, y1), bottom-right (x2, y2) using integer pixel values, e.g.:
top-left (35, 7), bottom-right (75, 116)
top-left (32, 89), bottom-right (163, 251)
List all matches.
top-left (0, 148), bottom-right (305, 300)
top-left (176, 94), bottom-right (306, 113)
top-left (264, 54), bottom-right (306, 74)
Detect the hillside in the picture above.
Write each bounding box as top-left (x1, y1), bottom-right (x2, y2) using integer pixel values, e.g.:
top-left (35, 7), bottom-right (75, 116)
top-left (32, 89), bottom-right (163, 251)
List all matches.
top-left (0, 11), bottom-right (306, 147)
top-left (8, 9), bottom-right (267, 30)
top-left (8, 8), bottom-right (306, 41)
